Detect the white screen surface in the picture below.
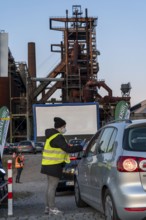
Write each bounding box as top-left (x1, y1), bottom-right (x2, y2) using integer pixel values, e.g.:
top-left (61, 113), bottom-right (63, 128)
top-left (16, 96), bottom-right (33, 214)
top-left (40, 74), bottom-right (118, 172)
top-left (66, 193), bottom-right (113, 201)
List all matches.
top-left (33, 103), bottom-right (99, 138)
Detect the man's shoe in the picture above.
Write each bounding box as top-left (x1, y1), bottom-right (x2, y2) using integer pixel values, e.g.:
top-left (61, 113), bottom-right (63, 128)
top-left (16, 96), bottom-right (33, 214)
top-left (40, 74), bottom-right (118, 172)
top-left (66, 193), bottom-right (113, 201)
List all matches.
top-left (49, 207), bottom-right (63, 215)
top-left (44, 206), bottom-right (49, 214)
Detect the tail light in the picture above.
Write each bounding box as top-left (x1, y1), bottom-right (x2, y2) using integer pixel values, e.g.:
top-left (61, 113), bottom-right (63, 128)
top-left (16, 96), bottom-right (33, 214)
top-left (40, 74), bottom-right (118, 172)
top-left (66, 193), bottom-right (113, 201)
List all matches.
top-left (70, 156), bottom-right (77, 160)
top-left (117, 156), bottom-right (146, 172)
top-left (125, 207), bottom-right (146, 212)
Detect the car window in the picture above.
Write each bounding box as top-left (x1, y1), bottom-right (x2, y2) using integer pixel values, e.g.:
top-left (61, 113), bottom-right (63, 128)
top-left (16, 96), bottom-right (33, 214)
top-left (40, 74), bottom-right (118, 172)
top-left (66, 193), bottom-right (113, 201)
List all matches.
top-left (86, 130), bottom-right (102, 156)
top-left (20, 141), bottom-right (30, 145)
top-left (106, 128), bottom-right (117, 153)
top-left (124, 126), bottom-right (146, 151)
top-left (98, 127), bottom-right (115, 153)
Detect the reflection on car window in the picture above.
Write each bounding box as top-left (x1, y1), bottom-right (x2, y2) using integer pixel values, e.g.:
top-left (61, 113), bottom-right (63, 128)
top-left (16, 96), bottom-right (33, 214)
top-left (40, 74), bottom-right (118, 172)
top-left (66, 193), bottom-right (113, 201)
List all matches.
top-left (86, 127), bottom-right (117, 156)
top-left (86, 130), bottom-right (102, 156)
top-left (99, 127), bottom-right (115, 153)
top-left (107, 129), bottom-right (117, 153)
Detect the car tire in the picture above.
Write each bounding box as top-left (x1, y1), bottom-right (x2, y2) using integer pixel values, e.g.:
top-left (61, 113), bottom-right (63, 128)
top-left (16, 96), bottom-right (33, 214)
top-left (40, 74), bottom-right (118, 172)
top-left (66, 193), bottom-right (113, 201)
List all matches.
top-left (103, 189), bottom-right (120, 220)
top-left (33, 149), bottom-right (37, 154)
top-left (74, 179), bottom-right (88, 207)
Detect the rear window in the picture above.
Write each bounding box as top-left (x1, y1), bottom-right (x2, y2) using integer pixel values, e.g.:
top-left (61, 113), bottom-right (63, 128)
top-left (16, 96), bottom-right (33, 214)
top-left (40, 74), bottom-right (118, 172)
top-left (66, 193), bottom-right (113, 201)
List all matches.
top-left (123, 126), bottom-right (146, 151)
top-left (36, 142), bottom-right (43, 146)
top-left (20, 141), bottom-right (32, 146)
top-left (69, 139), bottom-right (82, 145)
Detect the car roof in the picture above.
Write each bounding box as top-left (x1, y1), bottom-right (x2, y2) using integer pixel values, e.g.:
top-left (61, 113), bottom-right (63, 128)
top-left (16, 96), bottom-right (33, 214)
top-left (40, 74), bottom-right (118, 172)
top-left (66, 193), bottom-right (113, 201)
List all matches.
top-left (104, 119), bottom-right (146, 128)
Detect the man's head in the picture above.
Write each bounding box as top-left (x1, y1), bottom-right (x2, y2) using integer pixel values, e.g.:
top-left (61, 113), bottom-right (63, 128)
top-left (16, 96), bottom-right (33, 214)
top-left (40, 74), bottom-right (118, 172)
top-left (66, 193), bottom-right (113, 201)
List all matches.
top-left (54, 117), bottom-right (66, 134)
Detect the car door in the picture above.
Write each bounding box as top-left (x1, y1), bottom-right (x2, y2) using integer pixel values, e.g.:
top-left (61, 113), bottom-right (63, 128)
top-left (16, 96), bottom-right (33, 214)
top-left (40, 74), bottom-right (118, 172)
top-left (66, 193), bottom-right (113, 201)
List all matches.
top-left (78, 130), bottom-right (102, 202)
top-left (87, 127), bottom-right (117, 209)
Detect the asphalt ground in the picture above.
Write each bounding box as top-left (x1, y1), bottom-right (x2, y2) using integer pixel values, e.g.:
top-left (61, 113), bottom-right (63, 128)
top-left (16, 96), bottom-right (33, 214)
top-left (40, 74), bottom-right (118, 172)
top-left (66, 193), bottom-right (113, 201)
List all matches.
top-left (0, 154), bottom-right (105, 220)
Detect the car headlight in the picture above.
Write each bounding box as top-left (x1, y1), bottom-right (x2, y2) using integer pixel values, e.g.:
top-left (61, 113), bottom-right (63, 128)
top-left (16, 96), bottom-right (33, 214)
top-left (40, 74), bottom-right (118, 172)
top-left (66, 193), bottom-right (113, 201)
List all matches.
top-left (63, 168), bottom-right (75, 174)
top-left (70, 168), bottom-right (75, 174)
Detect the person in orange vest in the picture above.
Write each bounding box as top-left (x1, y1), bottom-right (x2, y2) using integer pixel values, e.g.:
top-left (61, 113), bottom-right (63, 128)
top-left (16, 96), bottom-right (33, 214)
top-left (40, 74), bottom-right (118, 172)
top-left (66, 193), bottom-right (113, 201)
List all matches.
top-left (15, 151), bottom-right (24, 183)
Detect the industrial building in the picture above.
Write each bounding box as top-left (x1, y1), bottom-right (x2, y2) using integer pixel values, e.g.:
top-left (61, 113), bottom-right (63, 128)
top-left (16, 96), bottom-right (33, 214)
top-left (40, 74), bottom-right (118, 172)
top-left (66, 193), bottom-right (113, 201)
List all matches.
top-left (0, 5), bottom-right (131, 143)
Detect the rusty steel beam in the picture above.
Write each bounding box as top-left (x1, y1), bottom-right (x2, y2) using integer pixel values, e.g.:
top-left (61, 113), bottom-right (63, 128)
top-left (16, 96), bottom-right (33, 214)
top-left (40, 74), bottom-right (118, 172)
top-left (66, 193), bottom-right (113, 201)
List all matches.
top-left (30, 77), bottom-right (64, 81)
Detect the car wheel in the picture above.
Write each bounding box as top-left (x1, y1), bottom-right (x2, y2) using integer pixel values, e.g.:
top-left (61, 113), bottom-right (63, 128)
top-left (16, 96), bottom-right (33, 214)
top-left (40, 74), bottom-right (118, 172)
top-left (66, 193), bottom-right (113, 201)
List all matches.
top-left (74, 179), bottom-right (88, 207)
top-left (103, 189), bottom-right (120, 220)
top-left (33, 149), bottom-right (37, 154)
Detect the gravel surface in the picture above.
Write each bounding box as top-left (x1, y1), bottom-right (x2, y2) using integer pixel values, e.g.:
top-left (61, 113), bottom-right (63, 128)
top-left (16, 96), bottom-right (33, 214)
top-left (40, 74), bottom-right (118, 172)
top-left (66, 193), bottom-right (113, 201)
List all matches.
top-left (0, 154), bottom-right (104, 220)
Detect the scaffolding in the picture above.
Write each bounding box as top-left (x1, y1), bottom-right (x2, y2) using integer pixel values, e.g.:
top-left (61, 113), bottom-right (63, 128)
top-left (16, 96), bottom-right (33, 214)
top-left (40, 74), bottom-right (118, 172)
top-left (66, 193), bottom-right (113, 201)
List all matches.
top-left (6, 5), bottom-right (131, 142)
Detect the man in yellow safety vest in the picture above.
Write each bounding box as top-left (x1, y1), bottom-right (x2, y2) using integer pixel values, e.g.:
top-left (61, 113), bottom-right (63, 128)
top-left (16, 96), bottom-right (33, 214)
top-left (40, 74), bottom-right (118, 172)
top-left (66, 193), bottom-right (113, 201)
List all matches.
top-left (41, 117), bottom-right (83, 215)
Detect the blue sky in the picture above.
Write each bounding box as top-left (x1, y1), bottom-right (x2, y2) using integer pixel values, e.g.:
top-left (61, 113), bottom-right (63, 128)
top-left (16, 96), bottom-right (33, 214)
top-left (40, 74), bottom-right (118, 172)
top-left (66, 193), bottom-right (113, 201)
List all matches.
top-left (0, 0), bottom-right (146, 106)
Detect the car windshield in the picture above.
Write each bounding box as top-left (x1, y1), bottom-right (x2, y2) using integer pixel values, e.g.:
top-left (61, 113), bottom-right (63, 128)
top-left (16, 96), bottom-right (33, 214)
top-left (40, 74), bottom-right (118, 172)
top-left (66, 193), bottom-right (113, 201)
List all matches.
top-left (20, 141), bottom-right (31, 146)
top-left (123, 126), bottom-right (146, 151)
top-left (69, 139), bottom-right (83, 145)
top-left (36, 142), bottom-right (43, 146)
top-left (21, 142), bottom-right (30, 145)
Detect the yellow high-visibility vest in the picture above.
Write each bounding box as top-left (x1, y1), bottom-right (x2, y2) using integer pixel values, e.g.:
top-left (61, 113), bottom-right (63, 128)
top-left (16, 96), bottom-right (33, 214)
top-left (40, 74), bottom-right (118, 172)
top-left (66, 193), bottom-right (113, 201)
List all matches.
top-left (42, 133), bottom-right (70, 165)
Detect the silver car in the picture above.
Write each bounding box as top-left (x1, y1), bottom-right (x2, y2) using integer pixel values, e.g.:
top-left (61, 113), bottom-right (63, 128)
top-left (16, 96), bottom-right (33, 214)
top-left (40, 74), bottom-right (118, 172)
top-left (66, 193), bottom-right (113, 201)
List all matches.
top-left (75, 119), bottom-right (146, 220)
top-left (17, 140), bottom-right (36, 154)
